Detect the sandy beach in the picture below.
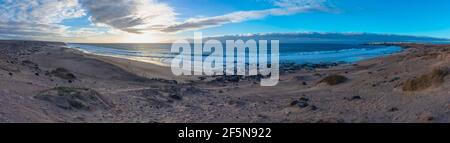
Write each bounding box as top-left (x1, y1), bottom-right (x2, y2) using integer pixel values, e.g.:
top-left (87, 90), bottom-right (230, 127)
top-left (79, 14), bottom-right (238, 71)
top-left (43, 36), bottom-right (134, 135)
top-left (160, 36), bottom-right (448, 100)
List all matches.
top-left (0, 40), bottom-right (448, 123)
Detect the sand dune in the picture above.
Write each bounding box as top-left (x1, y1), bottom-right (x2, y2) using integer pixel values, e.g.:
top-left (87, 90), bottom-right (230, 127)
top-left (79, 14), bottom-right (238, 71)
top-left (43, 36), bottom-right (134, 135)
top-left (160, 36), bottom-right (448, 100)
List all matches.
top-left (0, 40), bottom-right (448, 123)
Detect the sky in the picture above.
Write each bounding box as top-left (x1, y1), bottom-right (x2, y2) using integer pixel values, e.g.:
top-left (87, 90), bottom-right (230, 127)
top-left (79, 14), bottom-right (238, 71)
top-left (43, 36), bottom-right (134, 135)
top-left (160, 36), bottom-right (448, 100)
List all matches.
top-left (0, 0), bottom-right (450, 43)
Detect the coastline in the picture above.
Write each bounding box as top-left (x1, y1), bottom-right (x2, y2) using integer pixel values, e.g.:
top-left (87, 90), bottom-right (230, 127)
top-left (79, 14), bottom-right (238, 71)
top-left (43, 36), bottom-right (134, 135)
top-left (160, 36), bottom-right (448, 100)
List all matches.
top-left (0, 40), bottom-right (449, 123)
top-left (65, 42), bottom-right (403, 79)
top-left (84, 53), bottom-right (180, 81)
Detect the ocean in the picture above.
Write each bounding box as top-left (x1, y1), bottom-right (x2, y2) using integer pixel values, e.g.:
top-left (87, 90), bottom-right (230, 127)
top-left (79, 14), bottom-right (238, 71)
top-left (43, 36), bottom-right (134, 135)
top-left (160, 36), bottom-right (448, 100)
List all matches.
top-left (66, 43), bottom-right (402, 67)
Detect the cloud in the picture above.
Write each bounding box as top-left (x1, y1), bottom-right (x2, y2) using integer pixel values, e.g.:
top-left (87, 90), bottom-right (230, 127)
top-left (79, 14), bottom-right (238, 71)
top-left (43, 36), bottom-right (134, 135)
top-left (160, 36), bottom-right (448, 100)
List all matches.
top-left (0, 21), bottom-right (107, 41)
top-left (160, 6), bottom-right (319, 33)
top-left (0, 0), bottom-right (85, 24)
top-left (0, 0), bottom-right (332, 41)
top-left (273, 0), bottom-right (329, 8)
top-left (152, 0), bottom-right (330, 33)
top-left (77, 0), bottom-right (330, 33)
top-left (80, 0), bottom-right (176, 34)
top-left (0, 0), bottom-right (87, 41)
top-left (203, 32), bottom-right (450, 43)
top-left (0, 22), bottom-right (66, 40)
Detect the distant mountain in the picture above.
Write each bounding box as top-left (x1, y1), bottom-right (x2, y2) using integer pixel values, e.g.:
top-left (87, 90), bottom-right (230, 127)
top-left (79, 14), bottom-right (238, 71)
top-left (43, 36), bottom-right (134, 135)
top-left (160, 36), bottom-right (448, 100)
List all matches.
top-left (198, 32), bottom-right (450, 44)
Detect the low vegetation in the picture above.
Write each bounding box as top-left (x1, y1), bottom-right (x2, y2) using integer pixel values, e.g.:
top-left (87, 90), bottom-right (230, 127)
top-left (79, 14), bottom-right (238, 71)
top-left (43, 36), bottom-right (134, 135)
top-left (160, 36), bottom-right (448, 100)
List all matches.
top-left (402, 68), bottom-right (448, 91)
top-left (49, 68), bottom-right (76, 80)
top-left (318, 75), bottom-right (348, 85)
top-left (35, 87), bottom-right (108, 111)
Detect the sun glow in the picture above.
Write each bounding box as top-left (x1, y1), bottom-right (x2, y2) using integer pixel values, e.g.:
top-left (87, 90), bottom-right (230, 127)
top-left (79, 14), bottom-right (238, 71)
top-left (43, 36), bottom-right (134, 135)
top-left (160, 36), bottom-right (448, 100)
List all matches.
top-left (117, 33), bottom-right (179, 43)
top-left (120, 33), bottom-right (156, 43)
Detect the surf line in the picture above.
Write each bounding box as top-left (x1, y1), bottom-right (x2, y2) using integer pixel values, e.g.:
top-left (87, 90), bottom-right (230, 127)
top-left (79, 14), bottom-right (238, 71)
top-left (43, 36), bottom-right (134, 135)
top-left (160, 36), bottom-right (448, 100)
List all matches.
top-left (170, 32), bottom-right (280, 86)
top-left (178, 127), bottom-right (213, 141)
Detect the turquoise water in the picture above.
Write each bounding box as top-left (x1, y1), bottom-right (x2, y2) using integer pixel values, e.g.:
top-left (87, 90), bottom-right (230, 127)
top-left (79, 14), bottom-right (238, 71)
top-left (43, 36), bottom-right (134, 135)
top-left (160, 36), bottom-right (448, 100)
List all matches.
top-left (67, 43), bottom-right (402, 66)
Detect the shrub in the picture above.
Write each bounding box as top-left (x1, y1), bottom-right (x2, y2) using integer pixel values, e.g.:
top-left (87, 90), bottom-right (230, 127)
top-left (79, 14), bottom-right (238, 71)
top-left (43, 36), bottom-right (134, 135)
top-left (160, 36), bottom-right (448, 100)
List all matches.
top-left (402, 68), bottom-right (448, 91)
top-left (50, 68), bottom-right (76, 80)
top-left (35, 87), bottom-right (107, 111)
top-left (318, 75), bottom-right (348, 85)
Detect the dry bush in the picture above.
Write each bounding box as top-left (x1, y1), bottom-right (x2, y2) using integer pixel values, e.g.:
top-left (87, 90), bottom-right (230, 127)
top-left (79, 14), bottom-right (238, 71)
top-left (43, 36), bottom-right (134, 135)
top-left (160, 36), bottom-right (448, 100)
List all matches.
top-left (49, 68), bottom-right (76, 80)
top-left (402, 68), bottom-right (448, 91)
top-left (35, 87), bottom-right (109, 111)
top-left (318, 75), bottom-right (348, 86)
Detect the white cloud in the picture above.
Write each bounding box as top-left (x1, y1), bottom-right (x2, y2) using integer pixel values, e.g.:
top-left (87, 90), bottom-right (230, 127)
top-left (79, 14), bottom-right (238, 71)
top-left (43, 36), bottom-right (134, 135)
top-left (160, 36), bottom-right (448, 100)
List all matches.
top-left (0, 22), bottom-right (66, 40)
top-left (0, 0), bottom-right (332, 42)
top-left (0, 0), bottom-right (85, 24)
top-left (79, 0), bottom-right (330, 33)
top-left (273, 0), bottom-right (328, 8)
top-left (152, 0), bottom-right (331, 33)
top-left (80, 0), bottom-right (177, 34)
top-left (0, 0), bottom-right (87, 41)
top-left (160, 6), bottom-right (320, 33)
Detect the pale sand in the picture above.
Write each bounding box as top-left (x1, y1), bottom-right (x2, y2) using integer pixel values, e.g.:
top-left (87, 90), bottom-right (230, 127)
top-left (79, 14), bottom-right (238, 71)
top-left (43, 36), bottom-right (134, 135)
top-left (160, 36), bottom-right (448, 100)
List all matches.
top-left (0, 40), bottom-right (449, 123)
top-left (86, 54), bottom-right (175, 80)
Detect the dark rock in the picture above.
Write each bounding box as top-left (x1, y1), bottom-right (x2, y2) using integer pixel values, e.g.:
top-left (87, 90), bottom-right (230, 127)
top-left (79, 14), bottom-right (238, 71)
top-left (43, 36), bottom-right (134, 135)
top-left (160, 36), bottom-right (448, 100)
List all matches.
top-left (246, 74), bottom-right (267, 81)
top-left (141, 88), bottom-right (161, 96)
top-left (419, 113), bottom-right (435, 122)
top-left (299, 97), bottom-right (309, 102)
top-left (257, 114), bottom-right (269, 119)
top-left (162, 85), bottom-right (181, 96)
top-left (316, 118), bottom-right (346, 123)
top-left (297, 102), bottom-right (309, 108)
top-left (290, 99), bottom-right (309, 108)
top-left (151, 78), bottom-right (178, 84)
top-left (44, 71), bottom-right (51, 76)
top-left (228, 100), bottom-right (247, 107)
top-left (169, 93), bottom-right (182, 100)
top-left (344, 96), bottom-right (362, 101)
top-left (388, 107), bottom-right (399, 112)
top-left (21, 60), bottom-right (38, 68)
top-left (295, 76), bottom-right (309, 81)
top-left (227, 75), bottom-right (241, 82)
top-left (182, 86), bottom-right (204, 95)
top-left (279, 62), bottom-right (340, 73)
top-left (314, 73), bottom-right (322, 77)
top-left (423, 116), bottom-right (434, 121)
top-left (290, 100), bottom-right (300, 106)
top-left (351, 96), bottom-right (362, 100)
top-left (310, 105), bottom-right (318, 111)
top-left (137, 89), bottom-right (173, 108)
top-left (389, 77), bottom-right (401, 82)
top-left (212, 75), bottom-right (243, 83)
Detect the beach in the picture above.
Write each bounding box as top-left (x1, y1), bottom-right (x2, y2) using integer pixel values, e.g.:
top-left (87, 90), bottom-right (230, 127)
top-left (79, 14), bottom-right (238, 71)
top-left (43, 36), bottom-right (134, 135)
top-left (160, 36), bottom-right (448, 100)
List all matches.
top-left (0, 40), bottom-right (449, 123)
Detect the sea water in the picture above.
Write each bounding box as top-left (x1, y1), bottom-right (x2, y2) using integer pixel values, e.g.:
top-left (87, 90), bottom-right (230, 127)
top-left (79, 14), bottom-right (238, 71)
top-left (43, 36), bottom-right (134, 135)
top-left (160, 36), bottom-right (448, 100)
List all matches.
top-left (67, 43), bottom-right (402, 67)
